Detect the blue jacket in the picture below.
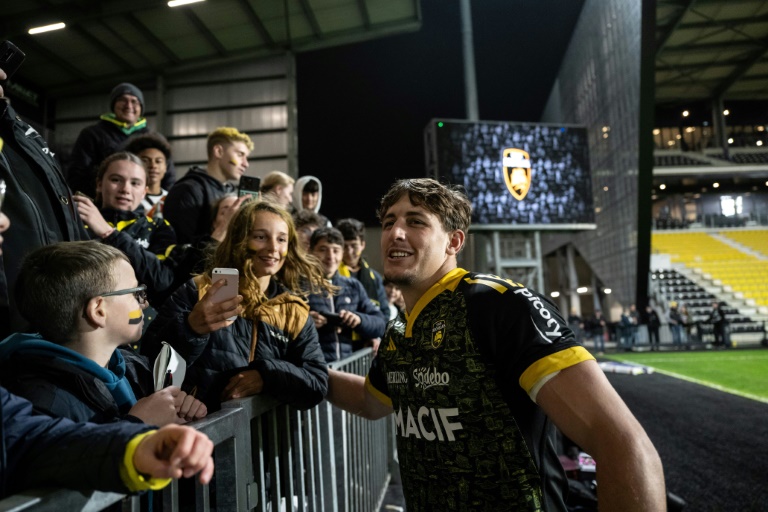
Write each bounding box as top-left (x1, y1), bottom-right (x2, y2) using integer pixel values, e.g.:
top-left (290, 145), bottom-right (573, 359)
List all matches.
top-left (0, 386), bottom-right (152, 498)
top-left (307, 273), bottom-right (387, 362)
top-left (338, 258), bottom-right (390, 319)
top-left (0, 333), bottom-right (153, 424)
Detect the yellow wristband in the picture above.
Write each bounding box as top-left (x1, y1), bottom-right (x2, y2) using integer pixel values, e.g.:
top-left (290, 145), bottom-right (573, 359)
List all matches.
top-left (120, 430), bottom-right (173, 492)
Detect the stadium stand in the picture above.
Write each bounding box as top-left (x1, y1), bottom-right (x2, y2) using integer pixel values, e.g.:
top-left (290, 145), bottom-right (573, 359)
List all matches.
top-left (722, 152), bottom-right (768, 164)
top-left (651, 231), bottom-right (768, 344)
top-left (651, 269), bottom-right (766, 343)
top-left (653, 153), bottom-right (712, 167)
top-left (719, 229), bottom-right (768, 258)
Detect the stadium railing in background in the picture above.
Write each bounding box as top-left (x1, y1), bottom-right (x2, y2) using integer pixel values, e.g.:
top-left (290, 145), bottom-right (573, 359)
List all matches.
top-left (0, 348), bottom-right (395, 512)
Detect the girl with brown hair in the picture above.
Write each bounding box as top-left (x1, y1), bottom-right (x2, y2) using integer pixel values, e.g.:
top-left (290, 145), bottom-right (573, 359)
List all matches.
top-left (142, 200), bottom-right (333, 409)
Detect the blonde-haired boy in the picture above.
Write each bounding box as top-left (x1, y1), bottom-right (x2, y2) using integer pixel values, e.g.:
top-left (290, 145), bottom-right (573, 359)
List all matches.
top-left (164, 127), bottom-right (253, 245)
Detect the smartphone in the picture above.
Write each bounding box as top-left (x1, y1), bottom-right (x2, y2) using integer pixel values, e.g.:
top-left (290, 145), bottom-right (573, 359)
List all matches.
top-left (323, 312), bottom-right (342, 326)
top-left (0, 41), bottom-right (25, 80)
top-left (238, 176), bottom-right (261, 199)
top-left (0, 180), bottom-right (6, 211)
top-left (73, 190), bottom-right (95, 202)
top-left (211, 268), bottom-right (239, 321)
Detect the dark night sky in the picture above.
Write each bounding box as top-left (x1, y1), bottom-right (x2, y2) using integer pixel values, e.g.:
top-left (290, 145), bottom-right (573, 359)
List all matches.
top-left (296, 0), bottom-right (586, 225)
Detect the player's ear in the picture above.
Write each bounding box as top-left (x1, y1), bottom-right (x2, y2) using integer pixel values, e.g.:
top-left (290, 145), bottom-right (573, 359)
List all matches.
top-left (446, 230), bottom-right (465, 256)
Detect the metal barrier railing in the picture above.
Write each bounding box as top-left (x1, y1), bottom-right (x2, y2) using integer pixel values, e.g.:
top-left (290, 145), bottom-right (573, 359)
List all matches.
top-left (0, 348), bottom-right (394, 512)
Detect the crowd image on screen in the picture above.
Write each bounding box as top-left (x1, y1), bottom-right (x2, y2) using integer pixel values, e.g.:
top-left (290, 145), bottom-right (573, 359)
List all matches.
top-left (437, 122), bottom-right (595, 225)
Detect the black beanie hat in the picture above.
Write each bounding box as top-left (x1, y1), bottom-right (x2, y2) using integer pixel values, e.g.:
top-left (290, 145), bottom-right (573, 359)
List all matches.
top-left (110, 83), bottom-right (144, 113)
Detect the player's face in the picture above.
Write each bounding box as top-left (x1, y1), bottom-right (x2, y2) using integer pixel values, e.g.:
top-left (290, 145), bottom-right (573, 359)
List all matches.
top-left (380, 195), bottom-right (457, 293)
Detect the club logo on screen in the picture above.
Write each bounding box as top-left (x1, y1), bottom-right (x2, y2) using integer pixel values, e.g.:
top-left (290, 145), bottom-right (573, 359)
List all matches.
top-left (502, 148), bottom-right (532, 201)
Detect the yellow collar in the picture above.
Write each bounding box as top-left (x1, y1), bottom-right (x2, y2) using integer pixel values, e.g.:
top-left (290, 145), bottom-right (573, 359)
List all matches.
top-left (404, 268), bottom-right (469, 337)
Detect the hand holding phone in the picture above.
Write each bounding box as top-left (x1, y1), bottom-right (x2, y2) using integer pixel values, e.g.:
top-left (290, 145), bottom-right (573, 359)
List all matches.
top-left (238, 176), bottom-right (261, 199)
top-left (187, 270), bottom-right (242, 335)
top-left (322, 312), bottom-right (342, 326)
top-left (0, 41), bottom-right (25, 81)
top-left (211, 268), bottom-right (239, 322)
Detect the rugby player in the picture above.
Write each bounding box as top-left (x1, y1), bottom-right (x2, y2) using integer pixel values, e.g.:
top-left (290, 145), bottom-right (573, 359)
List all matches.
top-left (327, 178), bottom-right (665, 511)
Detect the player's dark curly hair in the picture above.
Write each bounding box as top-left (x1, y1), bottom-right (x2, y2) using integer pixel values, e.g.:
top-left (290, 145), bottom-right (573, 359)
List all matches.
top-left (376, 178), bottom-right (472, 234)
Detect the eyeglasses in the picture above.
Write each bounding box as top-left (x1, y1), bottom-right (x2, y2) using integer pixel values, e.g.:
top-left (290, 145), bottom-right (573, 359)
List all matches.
top-left (115, 97), bottom-right (141, 107)
top-left (99, 284), bottom-right (148, 305)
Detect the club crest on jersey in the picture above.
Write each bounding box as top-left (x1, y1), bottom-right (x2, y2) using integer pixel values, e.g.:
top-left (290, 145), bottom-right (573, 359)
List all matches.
top-left (431, 320), bottom-right (446, 348)
top-left (502, 148), bottom-right (532, 201)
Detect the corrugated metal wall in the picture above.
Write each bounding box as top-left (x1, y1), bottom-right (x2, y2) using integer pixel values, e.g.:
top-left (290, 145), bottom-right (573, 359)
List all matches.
top-left (52, 53), bottom-right (293, 181)
top-left (540, 0), bottom-right (642, 312)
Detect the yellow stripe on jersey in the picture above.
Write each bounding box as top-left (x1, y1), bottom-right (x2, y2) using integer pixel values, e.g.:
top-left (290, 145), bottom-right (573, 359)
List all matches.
top-left (365, 375), bottom-right (393, 408)
top-left (404, 267), bottom-right (469, 338)
top-left (519, 346), bottom-right (595, 394)
top-left (115, 218), bottom-right (138, 231)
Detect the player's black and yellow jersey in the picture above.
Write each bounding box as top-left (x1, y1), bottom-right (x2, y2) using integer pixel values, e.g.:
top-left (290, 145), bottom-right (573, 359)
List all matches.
top-left (366, 268), bottom-right (594, 511)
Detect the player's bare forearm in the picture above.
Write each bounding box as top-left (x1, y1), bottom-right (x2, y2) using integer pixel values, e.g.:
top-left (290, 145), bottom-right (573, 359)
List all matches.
top-left (327, 369), bottom-right (391, 420)
top-left (538, 361), bottom-right (666, 511)
top-left (592, 431), bottom-right (665, 511)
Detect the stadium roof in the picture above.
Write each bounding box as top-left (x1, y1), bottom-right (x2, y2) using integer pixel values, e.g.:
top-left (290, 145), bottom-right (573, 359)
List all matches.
top-left (8, 2), bottom-right (768, 109)
top-left (2, 0), bottom-right (421, 97)
top-left (656, 0), bottom-right (768, 103)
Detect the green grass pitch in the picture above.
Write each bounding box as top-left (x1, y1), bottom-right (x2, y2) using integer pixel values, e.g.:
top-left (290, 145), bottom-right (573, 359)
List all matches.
top-left (604, 349), bottom-right (768, 402)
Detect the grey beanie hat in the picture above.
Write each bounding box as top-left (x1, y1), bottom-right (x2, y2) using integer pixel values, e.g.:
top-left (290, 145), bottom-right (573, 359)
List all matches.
top-left (110, 82), bottom-right (144, 112)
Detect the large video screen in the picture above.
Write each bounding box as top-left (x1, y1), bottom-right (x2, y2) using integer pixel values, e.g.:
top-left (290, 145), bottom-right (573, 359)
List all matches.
top-left (426, 119), bottom-right (595, 230)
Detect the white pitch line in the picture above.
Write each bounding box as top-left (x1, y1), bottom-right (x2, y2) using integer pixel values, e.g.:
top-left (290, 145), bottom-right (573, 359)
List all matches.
top-left (615, 364), bottom-right (768, 404)
top-left (623, 355), bottom-right (768, 364)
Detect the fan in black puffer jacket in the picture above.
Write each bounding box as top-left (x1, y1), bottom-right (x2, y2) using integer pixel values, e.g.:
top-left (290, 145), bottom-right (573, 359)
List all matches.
top-left (141, 200), bottom-right (336, 410)
top-left (143, 277), bottom-right (327, 409)
top-left (74, 152), bottom-right (198, 308)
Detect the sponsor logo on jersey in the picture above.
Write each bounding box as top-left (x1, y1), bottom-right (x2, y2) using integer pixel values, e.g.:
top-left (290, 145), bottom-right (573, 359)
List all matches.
top-left (431, 320), bottom-right (446, 348)
top-left (387, 371), bottom-right (407, 385)
top-left (386, 337), bottom-right (397, 351)
top-left (394, 405), bottom-right (463, 441)
top-left (412, 367), bottom-right (450, 390)
top-left (513, 287), bottom-right (564, 342)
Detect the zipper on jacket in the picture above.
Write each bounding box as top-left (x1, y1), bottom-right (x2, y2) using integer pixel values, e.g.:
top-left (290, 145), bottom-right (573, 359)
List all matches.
top-left (0, 149), bottom-right (52, 245)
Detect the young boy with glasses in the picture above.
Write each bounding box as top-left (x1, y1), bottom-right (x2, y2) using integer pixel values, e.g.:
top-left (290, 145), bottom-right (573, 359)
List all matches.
top-left (0, 241), bottom-right (207, 427)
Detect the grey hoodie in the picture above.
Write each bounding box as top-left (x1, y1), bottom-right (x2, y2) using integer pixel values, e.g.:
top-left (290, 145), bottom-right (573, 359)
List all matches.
top-left (292, 175), bottom-right (323, 213)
